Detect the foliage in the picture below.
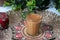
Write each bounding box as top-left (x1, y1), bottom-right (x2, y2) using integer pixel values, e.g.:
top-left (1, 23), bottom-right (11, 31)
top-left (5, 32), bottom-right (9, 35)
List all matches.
top-left (58, 9), bottom-right (60, 12)
top-left (26, 0), bottom-right (36, 11)
top-left (4, 0), bottom-right (50, 11)
top-left (4, 0), bottom-right (26, 11)
top-left (36, 0), bottom-right (50, 10)
top-left (54, 0), bottom-right (60, 12)
top-left (26, 0), bottom-right (50, 11)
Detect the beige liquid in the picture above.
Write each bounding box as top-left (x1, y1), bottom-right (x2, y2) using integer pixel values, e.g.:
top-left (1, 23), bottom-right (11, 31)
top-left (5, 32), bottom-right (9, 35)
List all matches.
top-left (26, 14), bottom-right (42, 36)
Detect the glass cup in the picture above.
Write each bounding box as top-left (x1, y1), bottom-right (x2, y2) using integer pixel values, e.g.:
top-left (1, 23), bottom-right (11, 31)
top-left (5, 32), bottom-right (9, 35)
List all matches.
top-left (26, 14), bottom-right (42, 36)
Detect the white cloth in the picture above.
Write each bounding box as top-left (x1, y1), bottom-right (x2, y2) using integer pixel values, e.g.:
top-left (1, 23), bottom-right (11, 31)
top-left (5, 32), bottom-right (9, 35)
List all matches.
top-left (0, 6), bottom-right (12, 12)
top-left (46, 7), bottom-right (60, 16)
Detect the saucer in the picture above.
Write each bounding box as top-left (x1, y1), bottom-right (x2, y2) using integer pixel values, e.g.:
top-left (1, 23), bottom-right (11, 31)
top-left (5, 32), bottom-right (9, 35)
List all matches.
top-left (21, 27), bottom-right (44, 40)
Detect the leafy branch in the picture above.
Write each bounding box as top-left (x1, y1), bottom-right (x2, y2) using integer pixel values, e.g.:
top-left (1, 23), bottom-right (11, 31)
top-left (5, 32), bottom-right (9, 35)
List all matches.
top-left (26, 0), bottom-right (36, 11)
top-left (55, 0), bottom-right (60, 12)
top-left (4, 0), bottom-right (26, 11)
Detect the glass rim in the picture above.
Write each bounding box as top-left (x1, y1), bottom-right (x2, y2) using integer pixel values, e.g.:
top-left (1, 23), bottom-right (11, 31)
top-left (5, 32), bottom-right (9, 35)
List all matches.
top-left (26, 14), bottom-right (42, 23)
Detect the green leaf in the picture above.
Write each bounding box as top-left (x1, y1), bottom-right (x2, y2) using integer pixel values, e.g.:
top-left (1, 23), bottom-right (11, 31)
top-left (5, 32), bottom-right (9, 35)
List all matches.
top-left (58, 9), bottom-right (60, 12)
top-left (4, 1), bottom-right (11, 6)
top-left (59, 0), bottom-right (60, 3)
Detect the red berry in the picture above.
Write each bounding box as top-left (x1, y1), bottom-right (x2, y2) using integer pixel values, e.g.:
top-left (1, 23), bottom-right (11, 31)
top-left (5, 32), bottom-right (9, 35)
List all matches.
top-left (15, 26), bottom-right (22, 30)
top-left (45, 32), bottom-right (52, 39)
top-left (16, 33), bottom-right (23, 38)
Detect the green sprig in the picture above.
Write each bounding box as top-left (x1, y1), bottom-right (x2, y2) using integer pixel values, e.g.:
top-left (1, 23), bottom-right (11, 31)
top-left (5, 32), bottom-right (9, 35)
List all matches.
top-left (26, 0), bottom-right (36, 11)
